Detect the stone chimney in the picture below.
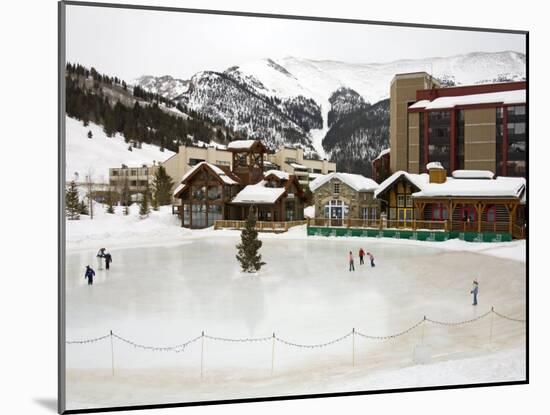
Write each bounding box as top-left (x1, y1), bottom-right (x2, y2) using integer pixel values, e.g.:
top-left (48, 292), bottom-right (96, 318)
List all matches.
top-left (426, 162), bottom-right (446, 184)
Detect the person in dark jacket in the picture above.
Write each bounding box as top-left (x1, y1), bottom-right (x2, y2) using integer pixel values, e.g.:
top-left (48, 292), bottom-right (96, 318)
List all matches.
top-left (359, 248), bottom-right (365, 265)
top-left (470, 280), bottom-right (479, 305)
top-left (84, 265), bottom-right (95, 285)
top-left (96, 248), bottom-right (106, 270)
top-left (348, 251), bottom-right (355, 272)
top-left (367, 252), bottom-right (375, 267)
top-left (104, 252), bottom-right (113, 270)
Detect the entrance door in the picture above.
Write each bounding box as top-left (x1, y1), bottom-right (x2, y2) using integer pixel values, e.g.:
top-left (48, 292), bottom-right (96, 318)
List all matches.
top-left (330, 206), bottom-right (343, 227)
top-left (398, 208), bottom-right (413, 228)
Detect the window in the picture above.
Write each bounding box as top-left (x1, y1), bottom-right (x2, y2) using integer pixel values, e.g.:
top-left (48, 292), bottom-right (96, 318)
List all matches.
top-left (216, 160), bottom-right (230, 166)
top-left (207, 185), bottom-right (222, 200)
top-left (193, 186), bottom-right (206, 200)
top-left (461, 205), bottom-right (477, 222)
top-left (486, 205), bottom-right (497, 222)
top-left (285, 157), bottom-right (296, 163)
top-left (370, 207), bottom-right (378, 220)
top-left (112, 170), bottom-right (119, 176)
top-left (428, 110), bottom-right (451, 171)
top-left (406, 195), bottom-right (413, 208)
top-left (397, 195), bottom-right (405, 207)
top-left (362, 207), bottom-right (369, 219)
top-left (207, 205), bottom-right (222, 227)
top-left (189, 158), bottom-right (205, 166)
top-left (433, 203), bottom-right (448, 220)
top-left (130, 169), bottom-right (137, 176)
top-left (333, 182), bottom-right (340, 194)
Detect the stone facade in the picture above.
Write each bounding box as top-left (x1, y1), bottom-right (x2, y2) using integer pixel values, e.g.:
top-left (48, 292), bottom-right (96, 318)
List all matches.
top-left (313, 177), bottom-right (380, 220)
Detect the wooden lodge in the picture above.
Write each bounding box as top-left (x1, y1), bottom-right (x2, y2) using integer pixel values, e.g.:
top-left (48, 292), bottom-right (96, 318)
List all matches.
top-left (172, 140), bottom-right (307, 230)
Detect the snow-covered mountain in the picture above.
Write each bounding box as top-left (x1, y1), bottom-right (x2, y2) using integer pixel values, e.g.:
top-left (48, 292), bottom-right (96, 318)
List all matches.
top-left (133, 75), bottom-right (189, 101)
top-left (135, 51), bottom-right (525, 175)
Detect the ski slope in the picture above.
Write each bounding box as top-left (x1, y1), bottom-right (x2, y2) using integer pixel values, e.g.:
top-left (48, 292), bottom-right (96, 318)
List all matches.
top-left (65, 116), bottom-right (175, 182)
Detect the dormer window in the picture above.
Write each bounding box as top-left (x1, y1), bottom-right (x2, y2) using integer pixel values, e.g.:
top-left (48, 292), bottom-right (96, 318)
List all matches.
top-left (333, 182), bottom-right (340, 194)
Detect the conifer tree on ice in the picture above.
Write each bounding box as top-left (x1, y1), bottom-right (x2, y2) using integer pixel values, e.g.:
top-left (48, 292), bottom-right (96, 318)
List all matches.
top-left (236, 207), bottom-right (265, 273)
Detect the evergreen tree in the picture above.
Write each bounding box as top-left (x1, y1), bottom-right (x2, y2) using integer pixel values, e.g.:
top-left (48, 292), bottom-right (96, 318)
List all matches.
top-left (151, 194), bottom-right (159, 211)
top-left (87, 130), bottom-right (93, 139)
top-left (106, 189), bottom-right (115, 214)
top-left (235, 208), bottom-right (265, 273)
top-left (79, 200), bottom-right (89, 215)
top-left (139, 189), bottom-right (151, 218)
top-left (66, 180), bottom-right (80, 220)
top-left (152, 165), bottom-right (175, 206)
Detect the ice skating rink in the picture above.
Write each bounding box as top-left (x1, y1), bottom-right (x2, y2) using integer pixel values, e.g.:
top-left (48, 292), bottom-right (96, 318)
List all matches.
top-left (64, 236), bottom-right (526, 410)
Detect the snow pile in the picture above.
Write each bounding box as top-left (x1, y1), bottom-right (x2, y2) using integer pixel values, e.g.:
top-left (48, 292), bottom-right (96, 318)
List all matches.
top-left (304, 205), bottom-right (315, 218)
top-left (231, 181), bottom-right (285, 204)
top-left (65, 116), bottom-right (175, 182)
top-left (310, 172), bottom-right (379, 192)
top-left (452, 170), bottom-right (495, 179)
top-left (409, 89), bottom-right (525, 110)
top-left (426, 161), bottom-right (444, 170)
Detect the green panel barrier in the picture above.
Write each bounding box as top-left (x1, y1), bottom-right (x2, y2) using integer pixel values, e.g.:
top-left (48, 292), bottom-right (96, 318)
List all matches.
top-left (307, 226), bottom-right (513, 243)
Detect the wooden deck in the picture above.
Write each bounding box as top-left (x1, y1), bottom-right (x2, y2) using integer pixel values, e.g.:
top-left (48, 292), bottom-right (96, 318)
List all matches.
top-left (214, 220), bottom-right (307, 232)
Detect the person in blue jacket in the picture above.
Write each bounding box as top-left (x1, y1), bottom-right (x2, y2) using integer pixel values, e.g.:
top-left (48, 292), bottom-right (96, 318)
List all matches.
top-left (470, 280), bottom-right (479, 305)
top-left (84, 265), bottom-right (95, 285)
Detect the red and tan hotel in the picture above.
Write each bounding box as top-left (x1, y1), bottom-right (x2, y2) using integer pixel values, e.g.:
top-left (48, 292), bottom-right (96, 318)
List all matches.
top-left (388, 72), bottom-right (526, 177)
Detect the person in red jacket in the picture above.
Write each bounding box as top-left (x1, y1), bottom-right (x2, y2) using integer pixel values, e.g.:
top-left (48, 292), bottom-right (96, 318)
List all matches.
top-left (359, 248), bottom-right (365, 265)
top-left (348, 251), bottom-right (355, 272)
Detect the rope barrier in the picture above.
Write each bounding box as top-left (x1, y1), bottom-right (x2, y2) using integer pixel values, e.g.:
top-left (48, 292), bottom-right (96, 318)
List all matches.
top-left (65, 308), bottom-right (526, 349)
top-left (275, 331), bottom-right (353, 349)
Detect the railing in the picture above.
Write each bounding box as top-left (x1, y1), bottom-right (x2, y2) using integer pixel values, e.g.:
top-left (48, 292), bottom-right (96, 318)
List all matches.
top-left (307, 218), bottom-right (447, 231)
top-left (214, 220), bottom-right (307, 232)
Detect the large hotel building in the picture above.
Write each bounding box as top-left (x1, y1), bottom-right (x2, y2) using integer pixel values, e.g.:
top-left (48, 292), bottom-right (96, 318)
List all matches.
top-left (389, 73), bottom-right (526, 177)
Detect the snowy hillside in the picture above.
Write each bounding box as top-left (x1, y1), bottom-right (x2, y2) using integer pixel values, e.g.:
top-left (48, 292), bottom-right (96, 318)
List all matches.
top-left (65, 116), bottom-right (175, 182)
top-left (132, 75), bottom-right (189, 101)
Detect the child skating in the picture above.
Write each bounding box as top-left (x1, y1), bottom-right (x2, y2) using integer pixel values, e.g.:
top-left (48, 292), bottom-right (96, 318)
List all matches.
top-left (348, 251), bottom-right (355, 272)
top-left (84, 265), bottom-right (95, 285)
top-left (359, 248), bottom-right (365, 265)
top-left (367, 252), bottom-right (375, 267)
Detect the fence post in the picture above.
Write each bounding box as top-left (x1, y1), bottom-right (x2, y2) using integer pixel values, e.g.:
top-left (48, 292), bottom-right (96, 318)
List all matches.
top-left (201, 331), bottom-right (205, 379)
top-left (110, 330), bottom-right (115, 377)
top-left (489, 306), bottom-right (495, 345)
top-left (271, 332), bottom-right (275, 376)
top-left (352, 328), bottom-right (356, 367)
top-left (421, 316), bottom-right (426, 344)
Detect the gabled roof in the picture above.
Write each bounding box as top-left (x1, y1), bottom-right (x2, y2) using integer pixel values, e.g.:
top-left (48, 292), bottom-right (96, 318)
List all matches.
top-left (264, 170), bottom-right (290, 181)
top-left (172, 183), bottom-right (187, 197)
top-left (179, 161), bottom-right (240, 186)
top-left (374, 171), bottom-right (429, 198)
top-left (310, 172), bottom-right (379, 193)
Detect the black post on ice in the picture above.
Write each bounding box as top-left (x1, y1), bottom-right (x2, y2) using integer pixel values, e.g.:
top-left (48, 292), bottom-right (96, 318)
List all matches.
top-left (110, 330), bottom-right (114, 376)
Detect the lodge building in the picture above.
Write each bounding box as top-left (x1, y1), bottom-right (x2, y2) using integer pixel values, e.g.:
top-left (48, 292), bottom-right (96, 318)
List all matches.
top-left (172, 140), bottom-right (307, 229)
top-left (386, 72), bottom-right (526, 178)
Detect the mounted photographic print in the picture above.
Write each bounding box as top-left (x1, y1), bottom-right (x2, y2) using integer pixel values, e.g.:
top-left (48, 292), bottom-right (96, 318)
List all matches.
top-left (59, 1), bottom-right (528, 413)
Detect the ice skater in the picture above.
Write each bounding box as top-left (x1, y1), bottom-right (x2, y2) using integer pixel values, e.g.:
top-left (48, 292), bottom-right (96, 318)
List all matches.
top-left (367, 252), bottom-right (375, 267)
top-left (348, 251), bottom-right (355, 272)
top-left (84, 265), bottom-right (95, 285)
top-left (359, 248), bottom-right (365, 265)
top-left (96, 247), bottom-right (106, 270)
top-left (104, 252), bottom-right (113, 270)
top-left (470, 279), bottom-right (479, 306)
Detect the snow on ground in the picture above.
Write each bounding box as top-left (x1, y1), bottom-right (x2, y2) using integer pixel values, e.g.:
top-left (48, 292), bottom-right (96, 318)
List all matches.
top-left (65, 206), bottom-right (526, 410)
top-left (65, 116), bottom-right (175, 182)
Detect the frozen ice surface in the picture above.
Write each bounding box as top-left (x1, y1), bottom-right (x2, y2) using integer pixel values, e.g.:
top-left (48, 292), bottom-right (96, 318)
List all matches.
top-left (65, 234), bottom-right (526, 410)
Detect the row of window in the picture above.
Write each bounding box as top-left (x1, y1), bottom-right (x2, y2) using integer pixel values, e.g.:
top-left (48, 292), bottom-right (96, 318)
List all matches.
top-left (111, 168), bottom-right (150, 176)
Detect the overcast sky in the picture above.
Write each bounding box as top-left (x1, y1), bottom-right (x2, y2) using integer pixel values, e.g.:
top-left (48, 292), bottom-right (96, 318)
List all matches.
top-left (65, 4), bottom-right (526, 82)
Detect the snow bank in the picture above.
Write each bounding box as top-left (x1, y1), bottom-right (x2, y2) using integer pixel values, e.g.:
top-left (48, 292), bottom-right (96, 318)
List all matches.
top-left (65, 116), bottom-right (174, 182)
top-left (231, 181), bottom-right (286, 204)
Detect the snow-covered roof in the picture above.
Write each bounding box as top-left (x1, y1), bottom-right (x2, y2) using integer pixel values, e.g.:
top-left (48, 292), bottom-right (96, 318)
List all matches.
top-left (426, 161), bottom-right (444, 170)
top-left (289, 162), bottom-right (308, 170)
top-left (231, 181), bottom-right (286, 204)
top-left (264, 170), bottom-right (290, 180)
top-left (452, 170), bottom-right (494, 180)
top-left (375, 148), bottom-right (390, 161)
top-left (172, 183), bottom-right (187, 197)
top-left (409, 89), bottom-right (525, 110)
top-left (413, 176), bottom-right (526, 199)
top-left (227, 140), bottom-right (258, 150)
top-left (310, 172), bottom-right (379, 193)
top-left (180, 161), bottom-right (239, 185)
top-left (374, 171), bottom-right (429, 198)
